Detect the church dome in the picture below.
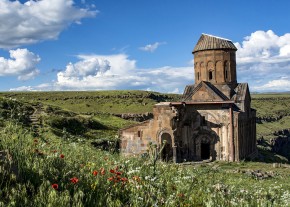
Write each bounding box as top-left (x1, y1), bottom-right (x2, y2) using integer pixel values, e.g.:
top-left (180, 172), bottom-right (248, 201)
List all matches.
top-left (193, 34), bottom-right (237, 53)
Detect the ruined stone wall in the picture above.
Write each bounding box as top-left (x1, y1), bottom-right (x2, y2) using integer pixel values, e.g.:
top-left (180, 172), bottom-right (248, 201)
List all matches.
top-left (120, 104), bottom-right (177, 156)
top-left (121, 102), bottom-right (256, 162)
top-left (172, 104), bottom-right (233, 162)
top-left (235, 109), bottom-right (257, 160)
top-left (195, 107), bottom-right (231, 161)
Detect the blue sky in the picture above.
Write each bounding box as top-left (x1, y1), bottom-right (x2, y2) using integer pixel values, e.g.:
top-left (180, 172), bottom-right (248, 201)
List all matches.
top-left (0, 0), bottom-right (290, 93)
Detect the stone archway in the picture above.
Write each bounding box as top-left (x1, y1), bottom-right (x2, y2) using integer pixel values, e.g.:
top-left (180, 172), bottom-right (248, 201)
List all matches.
top-left (160, 133), bottom-right (173, 161)
top-left (195, 133), bottom-right (217, 161)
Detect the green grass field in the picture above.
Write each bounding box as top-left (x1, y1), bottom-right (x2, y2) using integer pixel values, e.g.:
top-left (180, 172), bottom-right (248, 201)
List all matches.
top-left (1, 90), bottom-right (289, 139)
top-left (0, 90), bottom-right (180, 114)
top-left (0, 91), bottom-right (290, 206)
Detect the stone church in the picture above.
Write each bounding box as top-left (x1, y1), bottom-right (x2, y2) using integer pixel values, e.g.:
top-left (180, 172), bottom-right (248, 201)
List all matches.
top-left (120, 34), bottom-right (257, 162)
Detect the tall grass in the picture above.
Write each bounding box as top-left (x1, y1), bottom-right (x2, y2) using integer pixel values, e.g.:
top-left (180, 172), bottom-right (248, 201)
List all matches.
top-left (0, 122), bottom-right (290, 206)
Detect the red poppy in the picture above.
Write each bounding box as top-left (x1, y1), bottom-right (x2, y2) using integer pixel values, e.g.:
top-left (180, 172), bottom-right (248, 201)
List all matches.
top-left (60, 154), bottom-right (65, 159)
top-left (108, 177), bottom-right (114, 181)
top-left (100, 168), bottom-right (105, 175)
top-left (51, 183), bottom-right (58, 190)
top-left (177, 193), bottom-right (185, 198)
top-left (70, 177), bottom-right (79, 184)
top-left (116, 171), bottom-right (122, 175)
top-left (92, 170), bottom-right (98, 176)
top-left (110, 169), bottom-right (115, 174)
top-left (121, 177), bottom-right (128, 182)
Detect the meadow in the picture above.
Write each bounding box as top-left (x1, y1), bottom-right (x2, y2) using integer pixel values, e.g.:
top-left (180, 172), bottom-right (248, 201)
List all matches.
top-left (0, 91), bottom-right (290, 206)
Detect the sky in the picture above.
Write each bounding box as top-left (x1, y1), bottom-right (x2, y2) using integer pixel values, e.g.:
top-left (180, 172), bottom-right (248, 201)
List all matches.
top-left (1, 0), bottom-right (290, 93)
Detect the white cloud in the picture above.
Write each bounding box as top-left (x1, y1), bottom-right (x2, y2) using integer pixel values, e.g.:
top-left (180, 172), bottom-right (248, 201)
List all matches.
top-left (11, 54), bottom-right (193, 93)
top-left (252, 78), bottom-right (290, 92)
top-left (0, 0), bottom-right (97, 48)
top-left (235, 30), bottom-right (290, 64)
top-left (235, 30), bottom-right (290, 91)
top-left (139, 42), bottom-right (166, 52)
top-left (0, 48), bottom-right (40, 80)
top-left (10, 30), bottom-right (290, 93)
top-left (9, 86), bottom-right (35, 91)
top-left (55, 54), bottom-right (192, 92)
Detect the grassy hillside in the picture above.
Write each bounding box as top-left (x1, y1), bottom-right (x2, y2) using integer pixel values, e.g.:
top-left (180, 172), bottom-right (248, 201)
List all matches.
top-left (251, 94), bottom-right (290, 139)
top-left (1, 91), bottom-right (289, 137)
top-left (1, 91), bottom-right (290, 160)
top-left (0, 91), bottom-right (180, 114)
top-left (252, 94), bottom-right (290, 119)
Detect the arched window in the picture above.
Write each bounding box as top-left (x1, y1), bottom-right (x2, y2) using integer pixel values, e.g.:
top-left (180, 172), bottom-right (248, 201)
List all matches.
top-left (209, 71), bottom-right (213, 80)
top-left (224, 61), bottom-right (229, 81)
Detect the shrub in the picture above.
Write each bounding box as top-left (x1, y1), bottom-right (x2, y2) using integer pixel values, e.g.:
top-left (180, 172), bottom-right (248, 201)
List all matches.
top-left (47, 116), bottom-right (86, 135)
top-left (0, 99), bottom-right (34, 125)
top-left (46, 116), bottom-right (107, 135)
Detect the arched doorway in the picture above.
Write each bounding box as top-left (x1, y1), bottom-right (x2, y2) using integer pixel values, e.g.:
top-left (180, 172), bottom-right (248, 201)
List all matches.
top-left (196, 134), bottom-right (214, 161)
top-left (161, 133), bottom-right (173, 161)
top-left (201, 143), bottom-right (210, 159)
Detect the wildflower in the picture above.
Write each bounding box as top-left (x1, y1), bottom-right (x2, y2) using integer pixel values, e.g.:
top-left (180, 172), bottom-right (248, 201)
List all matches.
top-left (92, 170), bottom-right (98, 176)
top-left (60, 154), bottom-right (65, 159)
top-left (110, 169), bottom-right (115, 174)
top-left (34, 139), bottom-right (38, 143)
top-left (51, 184), bottom-right (58, 190)
top-left (51, 150), bottom-right (57, 153)
top-left (70, 177), bottom-right (79, 184)
top-left (100, 168), bottom-right (105, 175)
top-left (132, 176), bottom-right (141, 182)
top-left (91, 183), bottom-right (96, 190)
top-left (35, 149), bottom-right (44, 156)
top-left (108, 177), bottom-right (114, 181)
top-left (177, 193), bottom-right (185, 198)
top-left (121, 177), bottom-right (128, 183)
top-left (116, 171), bottom-right (122, 175)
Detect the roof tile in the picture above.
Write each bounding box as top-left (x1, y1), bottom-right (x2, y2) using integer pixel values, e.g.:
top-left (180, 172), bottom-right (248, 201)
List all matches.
top-left (193, 34), bottom-right (237, 53)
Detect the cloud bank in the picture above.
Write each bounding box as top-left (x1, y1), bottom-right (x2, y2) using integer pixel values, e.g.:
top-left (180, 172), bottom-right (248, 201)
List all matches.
top-left (10, 30), bottom-right (290, 93)
top-left (55, 54), bottom-right (192, 91)
top-left (0, 48), bottom-right (40, 80)
top-left (235, 30), bottom-right (290, 91)
top-left (10, 54), bottom-right (193, 92)
top-left (0, 0), bottom-right (97, 48)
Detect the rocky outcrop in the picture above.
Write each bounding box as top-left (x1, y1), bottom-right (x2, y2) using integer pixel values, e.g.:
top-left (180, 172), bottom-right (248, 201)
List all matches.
top-left (243, 169), bottom-right (275, 180)
top-left (113, 113), bottom-right (153, 122)
top-left (270, 136), bottom-right (290, 153)
top-left (256, 116), bottom-right (284, 123)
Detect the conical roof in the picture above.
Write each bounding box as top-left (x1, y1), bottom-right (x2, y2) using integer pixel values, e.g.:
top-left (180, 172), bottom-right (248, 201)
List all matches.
top-left (193, 34), bottom-right (237, 53)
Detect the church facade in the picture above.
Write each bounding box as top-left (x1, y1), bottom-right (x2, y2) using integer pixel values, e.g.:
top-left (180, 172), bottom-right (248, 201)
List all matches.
top-left (120, 34), bottom-right (257, 162)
